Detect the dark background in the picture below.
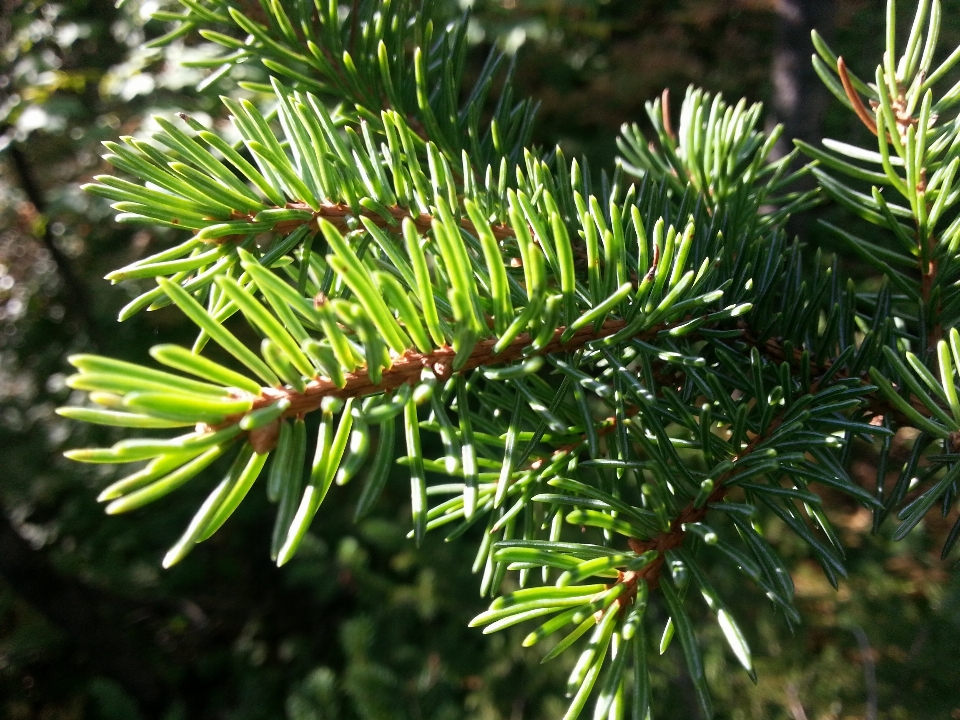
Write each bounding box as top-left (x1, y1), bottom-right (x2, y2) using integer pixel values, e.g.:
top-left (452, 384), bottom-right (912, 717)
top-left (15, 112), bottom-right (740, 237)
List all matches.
top-left (1, 1), bottom-right (958, 718)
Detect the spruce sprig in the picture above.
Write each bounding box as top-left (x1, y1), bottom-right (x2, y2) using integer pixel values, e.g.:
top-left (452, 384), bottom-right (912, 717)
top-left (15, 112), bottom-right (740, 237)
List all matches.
top-left (58, 1), bottom-right (960, 717)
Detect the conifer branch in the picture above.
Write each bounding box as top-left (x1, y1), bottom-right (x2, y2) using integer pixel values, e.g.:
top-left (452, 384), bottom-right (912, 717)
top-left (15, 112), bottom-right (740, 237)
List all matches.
top-left (221, 200), bottom-right (515, 245)
top-left (244, 318), bottom-right (631, 430)
top-left (55, 1), bottom-right (960, 717)
top-left (626, 415), bottom-right (785, 590)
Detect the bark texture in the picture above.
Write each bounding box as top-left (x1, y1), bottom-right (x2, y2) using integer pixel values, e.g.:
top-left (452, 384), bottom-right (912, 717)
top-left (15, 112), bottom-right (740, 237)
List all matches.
top-left (768, 0), bottom-right (839, 159)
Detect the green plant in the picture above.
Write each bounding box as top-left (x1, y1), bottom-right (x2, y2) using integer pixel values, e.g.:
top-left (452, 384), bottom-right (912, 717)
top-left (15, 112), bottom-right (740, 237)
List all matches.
top-left (57, 0), bottom-right (959, 717)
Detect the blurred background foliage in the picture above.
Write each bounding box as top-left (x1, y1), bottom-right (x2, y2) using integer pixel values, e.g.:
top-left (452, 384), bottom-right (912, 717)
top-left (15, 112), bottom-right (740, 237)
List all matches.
top-left (0, 1), bottom-right (958, 718)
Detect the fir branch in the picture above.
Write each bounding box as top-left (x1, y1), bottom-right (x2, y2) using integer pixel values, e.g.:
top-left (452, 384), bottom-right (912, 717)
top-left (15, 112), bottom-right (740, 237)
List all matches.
top-left (737, 321), bottom-right (944, 425)
top-left (221, 200), bottom-right (515, 245)
top-left (625, 414), bottom-right (784, 590)
top-left (244, 319), bottom-right (621, 420)
top-left (55, 2), bottom-right (960, 717)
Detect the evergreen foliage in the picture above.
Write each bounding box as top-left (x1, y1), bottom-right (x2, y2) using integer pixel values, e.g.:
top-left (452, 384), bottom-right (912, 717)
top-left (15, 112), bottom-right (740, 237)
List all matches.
top-left (57, 0), bottom-right (960, 716)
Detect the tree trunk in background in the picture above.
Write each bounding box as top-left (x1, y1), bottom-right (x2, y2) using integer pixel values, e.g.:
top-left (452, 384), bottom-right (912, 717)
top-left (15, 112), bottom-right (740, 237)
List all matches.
top-left (768, 0), bottom-right (838, 159)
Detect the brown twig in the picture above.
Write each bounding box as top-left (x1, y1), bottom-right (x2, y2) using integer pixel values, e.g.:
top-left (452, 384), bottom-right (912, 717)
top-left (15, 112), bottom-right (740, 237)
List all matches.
top-left (837, 57), bottom-right (878, 136)
top-left (246, 318), bottom-right (632, 429)
top-left (239, 310), bottom-right (682, 454)
top-left (220, 200), bottom-right (515, 244)
top-left (661, 88), bottom-right (675, 142)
